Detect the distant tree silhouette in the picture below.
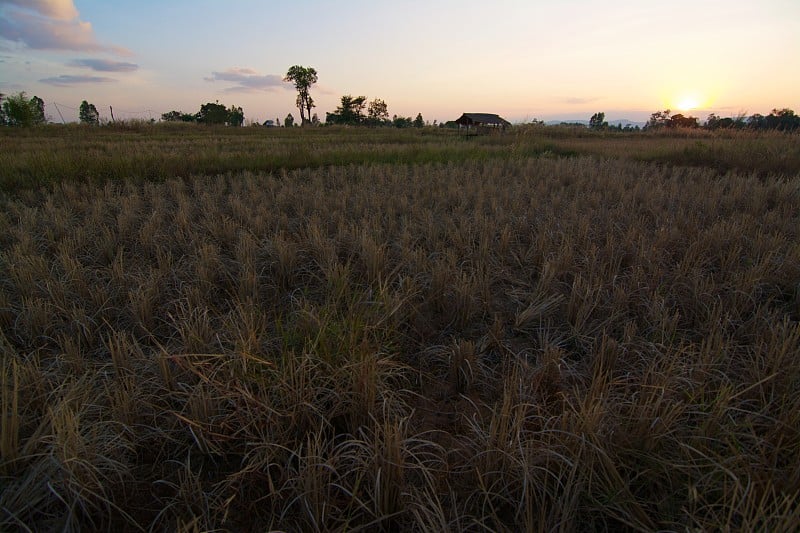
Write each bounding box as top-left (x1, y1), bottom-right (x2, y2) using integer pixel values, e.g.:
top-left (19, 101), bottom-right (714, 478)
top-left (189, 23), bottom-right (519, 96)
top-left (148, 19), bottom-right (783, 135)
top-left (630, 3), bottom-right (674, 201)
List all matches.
top-left (747, 114), bottom-right (766, 129)
top-left (161, 110), bottom-right (196, 122)
top-left (326, 95), bottom-right (367, 125)
top-left (285, 113), bottom-right (295, 127)
top-left (589, 112), bottom-right (607, 130)
top-left (765, 108), bottom-right (799, 131)
top-left (194, 102), bottom-right (244, 125)
top-left (392, 114), bottom-right (413, 128)
top-left (227, 105), bottom-right (244, 127)
top-left (367, 98), bottom-right (389, 126)
top-left (79, 100), bottom-right (100, 124)
top-left (413, 113), bottom-right (425, 128)
top-left (196, 102), bottom-right (228, 124)
top-left (669, 113), bottom-right (699, 128)
top-left (284, 65), bottom-right (317, 125)
top-left (705, 113), bottom-right (736, 129)
top-left (646, 109), bottom-right (671, 129)
top-left (645, 109), bottom-right (698, 129)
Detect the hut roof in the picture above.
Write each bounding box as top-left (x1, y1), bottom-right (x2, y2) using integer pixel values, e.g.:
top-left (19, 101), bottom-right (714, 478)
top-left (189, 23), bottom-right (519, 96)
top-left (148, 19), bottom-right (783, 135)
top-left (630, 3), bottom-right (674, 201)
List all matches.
top-left (455, 113), bottom-right (511, 127)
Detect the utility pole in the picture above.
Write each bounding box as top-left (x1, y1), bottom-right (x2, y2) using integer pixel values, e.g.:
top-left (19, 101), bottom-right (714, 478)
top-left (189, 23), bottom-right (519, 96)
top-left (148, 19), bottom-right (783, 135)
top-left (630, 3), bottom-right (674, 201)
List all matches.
top-left (54, 102), bottom-right (66, 124)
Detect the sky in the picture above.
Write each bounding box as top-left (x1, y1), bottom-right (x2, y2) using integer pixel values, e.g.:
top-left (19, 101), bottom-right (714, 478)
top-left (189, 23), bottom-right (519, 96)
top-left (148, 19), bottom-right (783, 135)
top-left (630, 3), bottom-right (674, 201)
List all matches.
top-left (1, 0), bottom-right (798, 124)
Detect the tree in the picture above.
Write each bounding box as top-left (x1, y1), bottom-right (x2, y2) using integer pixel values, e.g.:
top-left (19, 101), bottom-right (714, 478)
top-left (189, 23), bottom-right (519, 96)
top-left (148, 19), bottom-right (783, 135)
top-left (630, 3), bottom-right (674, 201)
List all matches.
top-left (284, 65), bottom-right (318, 125)
top-left (196, 101), bottom-right (227, 124)
top-left (1, 92), bottom-right (47, 126)
top-left (669, 113), bottom-right (699, 128)
top-left (392, 114), bottom-right (413, 128)
top-left (747, 113), bottom-right (766, 130)
top-left (276, 117), bottom-right (281, 127)
top-left (31, 96), bottom-right (45, 124)
top-left (766, 108), bottom-right (799, 131)
top-left (645, 109), bottom-right (674, 130)
top-left (161, 110), bottom-right (196, 122)
top-left (705, 113), bottom-right (736, 130)
top-left (285, 113), bottom-right (295, 127)
top-left (413, 113), bottom-right (425, 128)
top-left (195, 101), bottom-right (244, 125)
top-left (589, 111), bottom-right (607, 130)
top-left (367, 98), bottom-right (389, 126)
top-left (326, 95), bottom-right (367, 125)
top-left (311, 113), bottom-right (320, 126)
top-left (79, 100), bottom-right (100, 124)
top-left (227, 105), bottom-right (244, 127)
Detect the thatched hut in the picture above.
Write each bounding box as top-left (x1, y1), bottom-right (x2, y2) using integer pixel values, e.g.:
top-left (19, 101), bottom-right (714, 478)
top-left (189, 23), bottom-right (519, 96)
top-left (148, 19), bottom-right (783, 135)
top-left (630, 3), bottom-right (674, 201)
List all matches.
top-left (454, 113), bottom-right (511, 131)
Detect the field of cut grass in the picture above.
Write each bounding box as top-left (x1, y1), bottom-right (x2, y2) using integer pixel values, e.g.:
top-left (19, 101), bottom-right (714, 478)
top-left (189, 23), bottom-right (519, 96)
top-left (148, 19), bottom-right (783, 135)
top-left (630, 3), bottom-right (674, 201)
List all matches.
top-left (2, 123), bottom-right (799, 192)
top-left (1, 125), bottom-right (799, 530)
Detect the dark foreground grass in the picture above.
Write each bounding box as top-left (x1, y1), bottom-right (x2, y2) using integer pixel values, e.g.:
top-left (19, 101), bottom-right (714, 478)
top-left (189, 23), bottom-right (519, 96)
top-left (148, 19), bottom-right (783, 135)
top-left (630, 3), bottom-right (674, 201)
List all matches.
top-left (1, 142), bottom-right (799, 530)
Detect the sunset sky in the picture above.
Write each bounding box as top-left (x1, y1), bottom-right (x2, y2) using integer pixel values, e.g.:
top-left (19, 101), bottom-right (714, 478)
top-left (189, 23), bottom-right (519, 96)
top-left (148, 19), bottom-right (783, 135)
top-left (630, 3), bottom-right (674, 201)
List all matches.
top-left (1, 0), bottom-right (798, 124)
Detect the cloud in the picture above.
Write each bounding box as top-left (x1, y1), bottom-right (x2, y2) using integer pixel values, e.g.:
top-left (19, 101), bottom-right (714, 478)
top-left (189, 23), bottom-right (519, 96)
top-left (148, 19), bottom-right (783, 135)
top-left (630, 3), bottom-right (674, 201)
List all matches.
top-left (562, 96), bottom-right (602, 105)
top-left (205, 67), bottom-right (289, 93)
top-left (69, 58), bottom-right (138, 72)
top-left (39, 74), bottom-right (115, 86)
top-left (0, 1), bottom-right (131, 55)
top-left (0, 0), bottom-right (78, 20)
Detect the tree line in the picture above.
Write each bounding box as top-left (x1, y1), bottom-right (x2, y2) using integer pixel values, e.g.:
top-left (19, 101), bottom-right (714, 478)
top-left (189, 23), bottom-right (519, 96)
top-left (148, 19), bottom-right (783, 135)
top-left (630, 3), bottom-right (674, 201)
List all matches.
top-left (161, 101), bottom-right (244, 126)
top-left (3, 68), bottom-right (798, 131)
top-left (585, 108), bottom-right (800, 132)
top-left (324, 95), bottom-right (425, 128)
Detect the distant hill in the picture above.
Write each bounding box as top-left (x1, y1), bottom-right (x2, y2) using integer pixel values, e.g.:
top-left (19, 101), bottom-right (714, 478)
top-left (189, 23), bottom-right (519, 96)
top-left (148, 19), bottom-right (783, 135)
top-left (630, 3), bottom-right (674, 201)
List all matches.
top-left (544, 119), bottom-right (645, 128)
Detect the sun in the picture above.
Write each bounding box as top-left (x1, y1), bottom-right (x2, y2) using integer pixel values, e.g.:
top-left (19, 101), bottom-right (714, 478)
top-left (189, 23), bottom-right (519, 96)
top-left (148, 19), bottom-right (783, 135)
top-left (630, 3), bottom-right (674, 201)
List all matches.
top-left (675, 96), bottom-right (700, 112)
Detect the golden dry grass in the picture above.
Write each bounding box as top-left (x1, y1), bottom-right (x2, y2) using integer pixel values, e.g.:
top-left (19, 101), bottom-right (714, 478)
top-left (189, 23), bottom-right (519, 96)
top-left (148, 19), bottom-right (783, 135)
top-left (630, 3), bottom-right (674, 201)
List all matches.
top-left (1, 128), bottom-right (799, 530)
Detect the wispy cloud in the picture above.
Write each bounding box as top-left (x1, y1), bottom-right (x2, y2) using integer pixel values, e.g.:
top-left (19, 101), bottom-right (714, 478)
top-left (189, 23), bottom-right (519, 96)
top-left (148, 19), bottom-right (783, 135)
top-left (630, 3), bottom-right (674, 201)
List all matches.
top-left (562, 96), bottom-right (602, 105)
top-left (69, 58), bottom-right (138, 72)
top-left (205, 67), bottom-right (289, 93)
top-left (0, 0), bottom-right (131, 55)
top-left (39, 74), bottom-right (115, 86)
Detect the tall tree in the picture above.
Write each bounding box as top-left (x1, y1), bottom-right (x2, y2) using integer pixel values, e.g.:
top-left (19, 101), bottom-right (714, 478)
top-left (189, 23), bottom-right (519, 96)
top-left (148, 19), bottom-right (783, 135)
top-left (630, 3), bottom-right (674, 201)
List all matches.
top-left (284, 65), bottom-right (318, 125)
top-left (79, 100), bottom-right (100, 124)
top-left (367, 98), bottom-right (389, 125)
top-left (31, 96), bottom-right (45, 124)
top-left (1, 92), bottom-right (47, 126)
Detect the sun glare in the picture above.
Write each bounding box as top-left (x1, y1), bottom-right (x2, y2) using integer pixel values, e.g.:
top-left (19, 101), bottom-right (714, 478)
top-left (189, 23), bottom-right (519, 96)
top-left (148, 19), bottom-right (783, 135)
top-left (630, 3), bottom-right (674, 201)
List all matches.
top-left (675, 96), bottom-right (700, 112)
